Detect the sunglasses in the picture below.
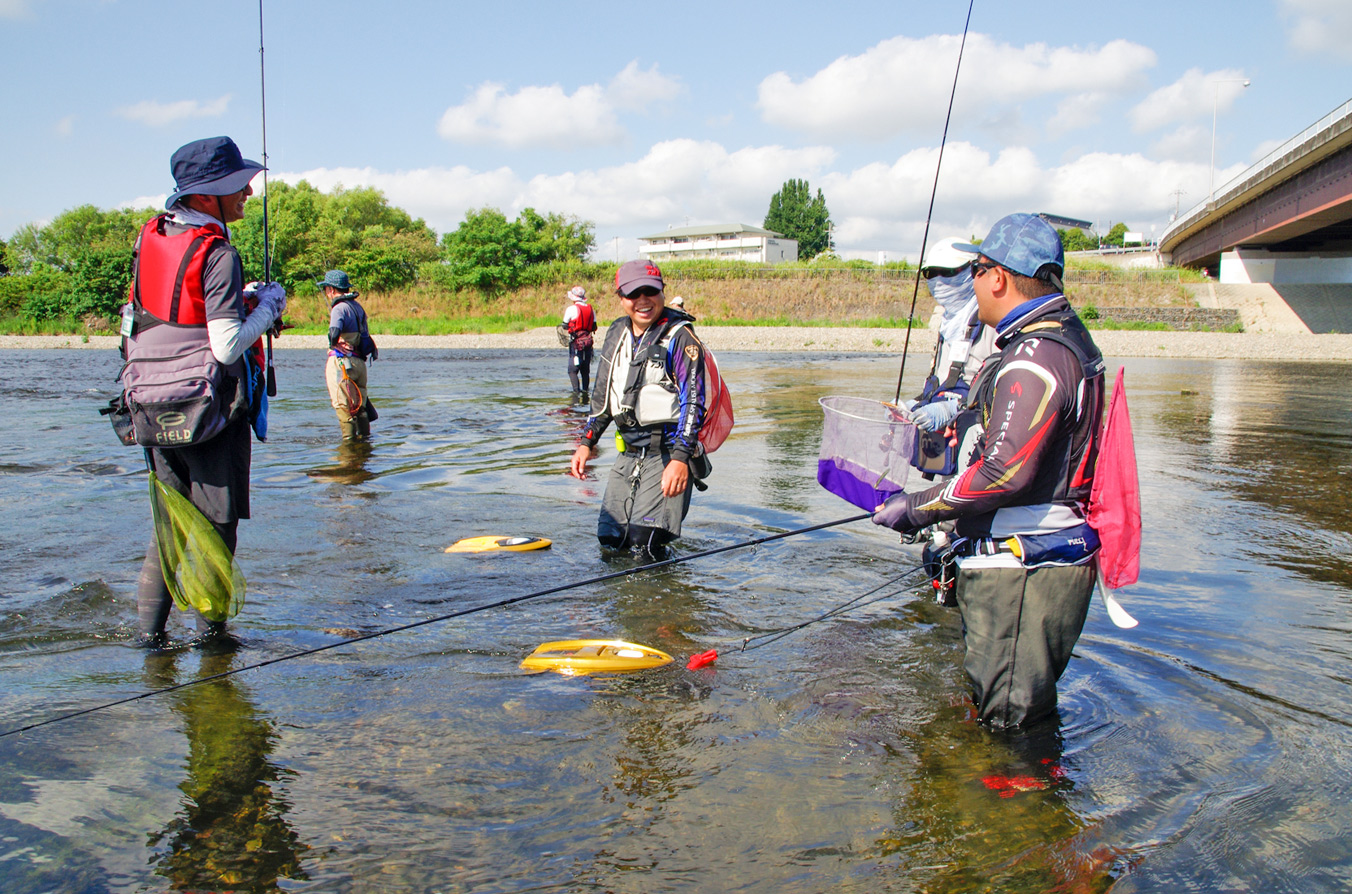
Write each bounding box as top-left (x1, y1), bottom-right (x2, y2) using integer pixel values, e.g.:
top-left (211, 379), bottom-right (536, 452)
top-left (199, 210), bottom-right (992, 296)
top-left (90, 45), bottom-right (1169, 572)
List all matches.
top-left (971, 260), bottom-right (1000, 278)
top-left (921, 262), bottom-right (971, 279)
top-left (622, 287), bottom-right (662, 300)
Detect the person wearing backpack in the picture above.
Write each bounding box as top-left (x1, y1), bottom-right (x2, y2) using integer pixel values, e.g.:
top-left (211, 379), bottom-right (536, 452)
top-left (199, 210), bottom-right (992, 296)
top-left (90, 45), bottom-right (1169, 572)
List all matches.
top-left (562, 285), bottom-right (597, 402)
top-left (127, 136), bottom-right (287, 650)
top-left (569, 261), bottom-right (712, 554)
top-left (318, 270), bottom-right (378, 441)
top-left (873, 214), bottom-right (1105, 729)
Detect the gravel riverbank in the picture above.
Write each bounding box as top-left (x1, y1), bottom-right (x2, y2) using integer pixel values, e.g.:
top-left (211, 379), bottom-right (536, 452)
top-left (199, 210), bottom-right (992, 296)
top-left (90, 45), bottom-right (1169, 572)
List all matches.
top-left (5, 327), bottom-right (1352, 361)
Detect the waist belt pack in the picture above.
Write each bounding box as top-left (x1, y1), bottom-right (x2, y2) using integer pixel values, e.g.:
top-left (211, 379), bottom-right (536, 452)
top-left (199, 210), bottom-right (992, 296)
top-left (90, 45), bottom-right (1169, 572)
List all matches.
top-left (120, 315), bottom-right (242, 448)
top-left (964, 521), bottom-right (1100, 569)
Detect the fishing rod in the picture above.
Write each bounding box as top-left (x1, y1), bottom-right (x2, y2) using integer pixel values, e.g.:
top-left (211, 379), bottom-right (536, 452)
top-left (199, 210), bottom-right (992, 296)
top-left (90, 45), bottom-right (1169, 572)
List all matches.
top-left (259, 0), bottom-right (278, 396)
top-left (0, 512), bottom-right (873, 739)
top-left (893, 0), bottom-right (976, 405)
top-left (737, 564), bottom-right (926, 653)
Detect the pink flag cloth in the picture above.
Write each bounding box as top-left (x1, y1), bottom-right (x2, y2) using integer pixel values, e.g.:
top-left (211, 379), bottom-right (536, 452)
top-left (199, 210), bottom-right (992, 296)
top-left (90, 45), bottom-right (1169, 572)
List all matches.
top-left (1088, 366), bottom-right (1141, 590)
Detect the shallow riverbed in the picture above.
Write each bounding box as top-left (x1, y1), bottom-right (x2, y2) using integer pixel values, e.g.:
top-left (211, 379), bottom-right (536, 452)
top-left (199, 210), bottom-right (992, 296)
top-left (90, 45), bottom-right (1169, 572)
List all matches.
top-left (1, 347), bottom-right (1349, 893)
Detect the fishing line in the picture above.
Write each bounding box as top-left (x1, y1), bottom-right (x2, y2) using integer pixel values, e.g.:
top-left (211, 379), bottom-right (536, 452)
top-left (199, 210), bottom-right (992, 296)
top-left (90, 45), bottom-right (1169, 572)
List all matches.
top-left (893, 0), bottom-right (976, 404)
top-left (258, 0), bottom-right (278, 396)
top-left (0, 512), bottom-right (872, 739)
top-left (737, 564), bottom-right (928, 654)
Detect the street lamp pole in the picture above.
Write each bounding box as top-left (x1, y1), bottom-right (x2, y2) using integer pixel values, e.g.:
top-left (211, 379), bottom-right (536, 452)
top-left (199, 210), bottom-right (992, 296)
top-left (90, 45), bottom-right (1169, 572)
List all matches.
top-left (1209, 77), bottom-right (1250, 204)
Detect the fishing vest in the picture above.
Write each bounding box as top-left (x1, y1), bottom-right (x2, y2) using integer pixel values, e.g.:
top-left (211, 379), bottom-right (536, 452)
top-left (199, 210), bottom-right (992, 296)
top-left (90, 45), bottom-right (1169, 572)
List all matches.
top-left (968, 301), bottom-right (1105, 509)
top-left (131, 214), bottom-right (226, 325)
top-left (567, 302), bottom-right (595, 335)
top-left (330, 295), bottom-right (375, 360)
top-left (119, 215), bottom-right (251, 447)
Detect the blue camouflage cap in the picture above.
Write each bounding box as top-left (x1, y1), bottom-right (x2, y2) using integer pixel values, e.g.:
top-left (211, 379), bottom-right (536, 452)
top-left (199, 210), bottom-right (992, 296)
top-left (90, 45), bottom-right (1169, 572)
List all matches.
top-left (953, 213), bottom-right (1064, 285)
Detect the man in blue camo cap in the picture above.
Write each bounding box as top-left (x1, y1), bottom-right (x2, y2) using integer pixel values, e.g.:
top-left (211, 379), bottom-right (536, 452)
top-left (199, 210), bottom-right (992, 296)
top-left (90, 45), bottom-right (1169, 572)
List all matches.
top-left (873, 212), bottom-right (1106, 729)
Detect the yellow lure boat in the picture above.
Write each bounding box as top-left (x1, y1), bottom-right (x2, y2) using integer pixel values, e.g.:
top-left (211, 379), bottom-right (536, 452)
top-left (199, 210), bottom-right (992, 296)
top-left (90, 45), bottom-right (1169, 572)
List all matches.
top-left (446, 536), bottom-right (552, 553)
top-left (520, 640), bottom-right (674, 675)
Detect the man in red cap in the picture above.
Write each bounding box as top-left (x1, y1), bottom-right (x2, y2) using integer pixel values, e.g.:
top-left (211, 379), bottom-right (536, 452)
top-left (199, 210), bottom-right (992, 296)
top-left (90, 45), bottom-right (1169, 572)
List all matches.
top-left (570, 260), bottom-right (711, 554)
top-left (124, 136), bottom-right (286, 649)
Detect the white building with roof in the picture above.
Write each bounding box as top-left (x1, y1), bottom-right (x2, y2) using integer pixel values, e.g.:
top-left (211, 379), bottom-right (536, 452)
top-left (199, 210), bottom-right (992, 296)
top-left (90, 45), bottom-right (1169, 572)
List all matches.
top-left (639, 223), bottom-right (798, 264)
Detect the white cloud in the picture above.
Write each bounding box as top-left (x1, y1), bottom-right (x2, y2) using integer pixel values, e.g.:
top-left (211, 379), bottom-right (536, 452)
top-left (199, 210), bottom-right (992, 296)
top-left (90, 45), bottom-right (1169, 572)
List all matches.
top-left (268, 137), bottom-right (1211, 257)
top-left (1149, 124), bottom-right (1209, 161)
top-left (0, 0), bottom-right (32, 19)
top-left (1129, 68), bottom-right (1248, 132)
top-left (54, 115), bottom-right (74, 137)
top-left (1281, 0), bottom-right (1352, 61)
top-left (437, 62), bottom-right (681, 149)
top-left (1047, 93), bottom-right (1106, 137)
top-left (607, 61), bottom-right (683, 111)
top-left (115, 95), bottom-right (231, 127)
top-left (438, 82), bottom-right (623, 148)
top-left (283, 140), bottom-right (834, 236)
top-left (757, 34), bottom-right (1155, 139)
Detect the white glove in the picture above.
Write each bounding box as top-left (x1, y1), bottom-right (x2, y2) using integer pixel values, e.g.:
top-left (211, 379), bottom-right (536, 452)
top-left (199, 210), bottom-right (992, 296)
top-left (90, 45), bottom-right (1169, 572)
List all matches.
top-left (256, 282), bottom-right (287, 317)
top-left (912, 397), bottom-right (961, 432)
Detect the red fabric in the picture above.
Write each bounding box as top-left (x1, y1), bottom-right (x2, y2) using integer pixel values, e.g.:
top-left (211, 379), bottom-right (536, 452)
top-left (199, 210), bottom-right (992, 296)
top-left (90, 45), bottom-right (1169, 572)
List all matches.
top-left (1087, 366), bottom-right (1141, 589)
top-left (698, 347), bottom-right (735, 452)
top-left (132, 214), bottom-right (226, 325)
top-left (567, 302), bottom-right (596, 334)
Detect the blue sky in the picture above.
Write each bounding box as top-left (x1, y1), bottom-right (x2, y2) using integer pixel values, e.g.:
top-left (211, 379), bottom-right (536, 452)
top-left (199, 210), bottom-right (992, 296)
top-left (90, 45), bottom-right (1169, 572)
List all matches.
top-left (2, 0), bottom-right (1350, 262)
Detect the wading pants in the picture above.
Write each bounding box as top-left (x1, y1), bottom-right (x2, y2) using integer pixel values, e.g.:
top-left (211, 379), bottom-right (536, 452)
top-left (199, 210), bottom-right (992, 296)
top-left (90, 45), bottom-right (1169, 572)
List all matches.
top-left (326, 355), bottom-right (370, 440)
top-left (955, 554), bottom-right (1095, 728)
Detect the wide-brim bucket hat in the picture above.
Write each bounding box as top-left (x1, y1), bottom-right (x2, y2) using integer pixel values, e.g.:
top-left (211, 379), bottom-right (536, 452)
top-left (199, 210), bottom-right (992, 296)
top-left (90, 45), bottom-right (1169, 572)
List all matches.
top-left (165, 136), bottom-right (265, 209)
top-left (316, 270), bottom-right (353, 292)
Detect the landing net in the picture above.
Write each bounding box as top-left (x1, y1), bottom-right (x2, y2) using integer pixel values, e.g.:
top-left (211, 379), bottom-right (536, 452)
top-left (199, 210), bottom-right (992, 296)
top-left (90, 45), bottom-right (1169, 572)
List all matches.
top-left (817, 396), bottom-right (915, 511)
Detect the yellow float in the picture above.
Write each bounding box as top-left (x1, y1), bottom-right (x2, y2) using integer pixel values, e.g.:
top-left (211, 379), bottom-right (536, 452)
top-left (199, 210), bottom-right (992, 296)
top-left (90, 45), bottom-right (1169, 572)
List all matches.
top-left (520, 640), bottom-right (673, 675)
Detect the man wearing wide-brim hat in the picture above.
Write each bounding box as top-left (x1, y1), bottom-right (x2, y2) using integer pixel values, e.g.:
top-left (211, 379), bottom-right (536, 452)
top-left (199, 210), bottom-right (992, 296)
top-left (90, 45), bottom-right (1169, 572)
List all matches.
top-left (317, 269), bottom-right (377, 441)
top-left (126, 135), bottom-right (287, 650)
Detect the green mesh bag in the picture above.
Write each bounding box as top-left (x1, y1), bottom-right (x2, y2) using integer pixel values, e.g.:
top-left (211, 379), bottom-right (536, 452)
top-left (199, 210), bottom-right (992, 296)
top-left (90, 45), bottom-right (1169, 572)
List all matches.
top-left (148, 471), bottom-right (246, 622)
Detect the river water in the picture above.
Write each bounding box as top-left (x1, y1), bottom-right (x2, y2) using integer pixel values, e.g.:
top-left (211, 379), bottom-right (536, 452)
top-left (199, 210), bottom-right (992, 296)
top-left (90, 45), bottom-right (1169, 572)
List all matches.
top-left (1, 346), bottom-right (1349, 893)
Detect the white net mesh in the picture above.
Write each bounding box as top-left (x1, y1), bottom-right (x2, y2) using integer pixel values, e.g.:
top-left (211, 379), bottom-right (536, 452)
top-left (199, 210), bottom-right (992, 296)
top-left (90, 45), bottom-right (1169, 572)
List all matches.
top-left (817, 396), bottom-right (916, 510)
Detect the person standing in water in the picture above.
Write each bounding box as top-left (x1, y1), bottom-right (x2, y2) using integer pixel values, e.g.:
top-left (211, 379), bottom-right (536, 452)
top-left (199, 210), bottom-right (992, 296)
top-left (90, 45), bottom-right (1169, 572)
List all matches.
top-left (562, 285), bottom-right (597, 401)
top-left (570, 261), bottom-right (711, 554)
top-left (129, 136), bottom-right (286, 649)
top-left (874, 213), bottom-right (1105, 729)
top-left (319, 270), bottom-right (377, 441)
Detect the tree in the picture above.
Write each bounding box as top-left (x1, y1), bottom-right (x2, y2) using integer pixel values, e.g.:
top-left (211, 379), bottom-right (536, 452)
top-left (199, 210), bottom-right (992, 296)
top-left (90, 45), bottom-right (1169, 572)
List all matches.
top-left (1058, 228), bottom-right (1097, 252)
top-left (439, 207), bottom-right (595, 292)
top-left (233, 181), bottom-right (439, 291)
top-left (1103, 222), bottom-right (1129, 248)
top-left (0, 237), bottom-right (8, 276)
top-left (763, 179), bottom-right (833, 260)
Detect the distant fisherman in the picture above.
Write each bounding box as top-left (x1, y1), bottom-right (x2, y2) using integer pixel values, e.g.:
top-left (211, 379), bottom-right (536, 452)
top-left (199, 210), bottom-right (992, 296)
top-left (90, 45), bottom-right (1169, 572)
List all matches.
top-left (562, 285), bottom-right (597, 402)
top-left (319, 269), bottom-right (378, 441)
top-left (128, 136), bottom-right (287, 649)
top-left (570, 261), bottom-right (712, 554)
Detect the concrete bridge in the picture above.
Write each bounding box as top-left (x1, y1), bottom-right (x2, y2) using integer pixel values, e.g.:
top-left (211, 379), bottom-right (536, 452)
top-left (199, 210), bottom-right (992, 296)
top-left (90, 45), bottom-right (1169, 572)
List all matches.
top-left (1159, 97), bottom-right (1352, 333)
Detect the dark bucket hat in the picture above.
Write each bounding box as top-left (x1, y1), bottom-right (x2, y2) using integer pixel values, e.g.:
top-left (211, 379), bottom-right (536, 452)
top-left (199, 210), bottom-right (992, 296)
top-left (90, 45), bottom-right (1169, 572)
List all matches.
top-left (165, 136), bottom-right (265, 209)
top-left (316, 270), bottom-right (353, 292)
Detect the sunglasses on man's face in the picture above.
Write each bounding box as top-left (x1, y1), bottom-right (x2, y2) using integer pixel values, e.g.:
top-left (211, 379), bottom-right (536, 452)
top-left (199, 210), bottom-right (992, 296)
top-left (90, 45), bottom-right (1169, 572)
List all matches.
top-left (971, 260), bottom-right (1001, 278)
top-left (623, 287), bottom-right (662, 300)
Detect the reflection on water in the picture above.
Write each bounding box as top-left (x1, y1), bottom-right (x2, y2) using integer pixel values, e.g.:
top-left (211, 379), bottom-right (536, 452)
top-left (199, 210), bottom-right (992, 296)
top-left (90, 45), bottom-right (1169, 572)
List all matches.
top-left (145, 651), bottom-right (308, 891)
top-left (0, 348), bottom-right (1350, 892)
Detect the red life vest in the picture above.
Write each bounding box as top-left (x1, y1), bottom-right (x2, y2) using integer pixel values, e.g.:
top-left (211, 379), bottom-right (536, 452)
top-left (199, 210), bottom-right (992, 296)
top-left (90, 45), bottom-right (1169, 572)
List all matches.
top-left (131, 214), bottom-right (227, 325)
top-left (567, 302), bottom-right (596, 335)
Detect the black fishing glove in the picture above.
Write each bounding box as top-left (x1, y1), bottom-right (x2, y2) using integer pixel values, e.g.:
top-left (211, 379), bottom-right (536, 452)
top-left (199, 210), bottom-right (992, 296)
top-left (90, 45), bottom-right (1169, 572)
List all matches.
top-left (873, 491), bottom-right (924, 536)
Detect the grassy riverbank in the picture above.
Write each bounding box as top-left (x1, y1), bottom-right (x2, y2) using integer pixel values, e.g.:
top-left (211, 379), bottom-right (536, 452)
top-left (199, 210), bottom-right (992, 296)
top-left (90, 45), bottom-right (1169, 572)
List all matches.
top-left (0, 260), bottom-right (1210, 336)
